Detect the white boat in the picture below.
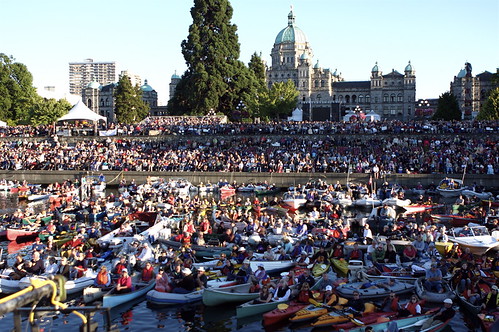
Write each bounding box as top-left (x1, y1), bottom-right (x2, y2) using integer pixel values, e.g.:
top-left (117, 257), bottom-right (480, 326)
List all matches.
top-left (415, 277), bottom-right (455, 303)
top-left (248, 260), bottom-right (295, 273)
top-left (237, 184), bottom-right (256, 193)
top-left (103, 279), bottom-right (155, 308)
top-left (282, 192), bottom-right (307, 210)
top-left (448, 224), bottom-right (499, 255)
top-left (381, 197), bottom-right (411, 208)
top-left (19, 270), bottom-right (97, 295)
top-left (437, 178), bottom-right (464, 198)
top-left (27, 193), bottom-right (51, 202)
top-left (352, 195), bottom-right (382, 208)
top-left (330, 192), bottom-right (353, 207)
top-left (0, 269), bottom-right (22, 294)
top-left (462, 189), bottom-right (493, 200)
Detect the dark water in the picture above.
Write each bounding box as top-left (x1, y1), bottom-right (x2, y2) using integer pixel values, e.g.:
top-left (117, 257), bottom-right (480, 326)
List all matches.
top-left (0, 191), bottom-right (478, 331)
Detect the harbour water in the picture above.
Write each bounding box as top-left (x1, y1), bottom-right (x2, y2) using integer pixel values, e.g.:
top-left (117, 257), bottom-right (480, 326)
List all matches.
top-left (0, 190), bottom-right (484, 331)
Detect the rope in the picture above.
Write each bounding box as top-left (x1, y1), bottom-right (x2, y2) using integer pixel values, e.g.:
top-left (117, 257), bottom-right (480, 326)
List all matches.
top-left (106, 171), bottom-right (124, 185)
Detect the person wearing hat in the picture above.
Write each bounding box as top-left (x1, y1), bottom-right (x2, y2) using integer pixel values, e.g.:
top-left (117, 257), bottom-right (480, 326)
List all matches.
top-left (295, 251), bottom-right (310, 267)
top-left (235, 247), bottom-right (248, 264)
top-left (235, 259), bottom-right (253, 283)
top-left (482, 285), bottom-right (499, 312)
top-left (173, 268), bottom-right (196, 294)
top-left (31, 237), bottom-right (46, 253)
top-left (263, 245), bottom-right (276, 261)
top-left (254, 263), bottom-right (268, 282)
top-left (421, 298), bottom-right (455, 329)
top-left (322, 284), bottom-right (339, 306)
top-left (116, 268), bottom-right (132, 294)
top-left (424, 263), bottom-right (443, 293)
top-left (195, 267), bottom-right (208, 288)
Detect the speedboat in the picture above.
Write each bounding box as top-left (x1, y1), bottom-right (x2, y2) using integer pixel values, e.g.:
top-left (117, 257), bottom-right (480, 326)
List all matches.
top-left (437, 178), bottom-right (464, 197)
top-left (281, 191), bottom-right (307, 210)
top-left (448, 223), bottom-right (499, 255)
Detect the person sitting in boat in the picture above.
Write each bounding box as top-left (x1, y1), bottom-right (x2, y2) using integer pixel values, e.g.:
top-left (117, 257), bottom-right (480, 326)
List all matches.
top-left (412, 234), bottom-right (426, 258)
top-left (57, 257), bottom-right (70, 279)
top-left (172, 268), bottom-right (196, 294)
top-left (346, 291), bottom-right (366, 316)
top-left (195, 267), bottom-right (208, 289)
top-left (459, 225), bottom-right (472, 237)
top-left (141, 261), bottom-right (155, 282)
top-left (235, 259), bottom-right (253, 283)
top-left (272, 278), bottom-right (291, 302)
top-left (482, 285), bottom-right (499, 312)
top-left (297, 269), bottom-right (315, 289)
top-left (71, 252), bottom-right (87, 279)
top-left (453, 262), bottom-right (473, 293)
top-left (31, 237), bottom-right (46, 254)
top-left (155, 269), bottom-right (172, 293)
top-left (383, 244), bottom-right (398, 264)
top-left (45, 220), bottom-right (57, 236)
top-left (296, 220), bottom-right (308, 238)
top-left (45, 257), bottom-right (58, 275)
top-left (380, 291), bottom-right (400, 313)
top-left (136, 243), bottom-right (153, 267)
top-left (254, 284), bottom-right (273, 304)
top-left (116, 268), bottom-right (133, 294)
top-left (9, 254), bottom-right (28, 280)
top-left (295, 251), bottom-right (310, 267)
top-left (421, 298), bottom-right (455, 330)
top-left (94, 265), bottom-right (111, 288)
top-left (276, 248), bottom-right (291, 261)
top-left (254, 263), bottom-right (269, 282)
top-left (330, 243), bottom-right (345, 259)
top-left (156, 251), bottom-right (169, 267)
top-left (424, 263), bottom-right (444, 293)
top-left (348, 243), bottom-right (364, 262)
top-left (235, 247), bottom-right (249, 263)
top-left (460, 247), bottom-right (474, 263)
top-left (427, 242), bottom-right (441, 260)
top-left (248, 278), bottom-right (261, 293)
top-left (263, 245), bottom-right (276, 261)
top-left (87, 224), bottom-right (101, 241)
top-left (401, 244), bottom-right (417, 263)
top-left (296, 281), bottom-right (318, 304)
top-left (398, 294), bottom-right (421, 317)
top-left (25, 251), bottom-right (45, 275)
top-left (363, 224), bottom-right (373, 245)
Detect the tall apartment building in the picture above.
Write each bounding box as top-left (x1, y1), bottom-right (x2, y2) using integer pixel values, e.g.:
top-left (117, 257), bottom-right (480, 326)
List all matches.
top-left (69, 58), bottom-right (116, 96)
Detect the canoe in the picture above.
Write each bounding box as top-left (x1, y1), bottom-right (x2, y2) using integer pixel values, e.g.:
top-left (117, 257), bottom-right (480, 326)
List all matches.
top-left (415, 277), bottom-right (455, 303)
top-left (331, 258), bottom-right (349, 277)
top-left (310, 310), bottom-right (354, 327)
top-left (19, 272), bottom-right (97, 295)
top-left (103, 279), bottom-right (155, 308)
top-left (202, 282), bottom-right (259, 306)
top-left (236, 298), bottom-right (288, 319)
top-left (248, 260), bottom-right (295, 274)
top-left (345, 313), bottom-right (448, 332)
top-left (336, 279), bottom-right (416, 299)
top-left (0, 269), bottom-right (22, 294)
top-left (83, 286), bottom-right (109, 303)
top-left (158, 239), bottom-right (231, 258)
top-left (333, 311), bottom-right (398, 330)
top-left (288, 304), bottom-right (328, 323)
top-left (6, 228), bottom-right (39, 241)
top-left (146, 288), bottom-right (204, 306)
top-left (453, 283), bottom-right (488, 315)
top-left (262, 302), bottom-right (308, 326)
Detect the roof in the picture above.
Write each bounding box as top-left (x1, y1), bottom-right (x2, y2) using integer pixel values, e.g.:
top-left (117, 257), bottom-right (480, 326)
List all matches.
top-left (275, 9), bottom-right (308, 44)
top-left (477, 71), bottom-right (495, 81)
top-left (383, 70), bottom-right (404, 78)
top-left (332, 81), bottom-right (371, 89)
top-left (57, 100), bottom-right (107, 123)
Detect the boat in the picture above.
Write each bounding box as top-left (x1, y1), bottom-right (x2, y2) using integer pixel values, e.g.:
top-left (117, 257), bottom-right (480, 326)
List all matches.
top-left (437, 178), bottom-right (464, 198)
top-left (381, 197), bottom-right (411, 208)
top-left (281, 191), bottom-right (307, 210)
top-left (331, 258), bottom-right (349, 277)
top-left (288, 304), bottom-right (329, 323)
top-left (310, 310), bottom-right (355, 327)
top-left (248, 260), bottom-right (295, 274)
top-left (202, 282), bottom-right (259, 306)
top-left (402, 204), bottom-right (445, 215)
top-left (311, 263), bottom-right (330, 277)
top-left (345, 312), bottom-right (448, 332)
top-left (453, 283), bottom-right (488, 315)
top-left (20, 271), bottom-right (97, 295)
top-left (236, 297), bottom-right (289, 319)
top-left (415, 277), bottom-right (455, 303)
top-left (254, 185), bottom-right (280, 196)
top-left (6, 228), bottom-right (40, 241)
top-left (103, 279), bottom-right (155, 308)
top-left (462, 189), bottom-right (492, 200)
top-left (352, 195), bottom-right (382, 208)
top-left (146, 288), bottom-right (204, 306)
top-left (27, 193), bottom-right (51, 202)
top-left (478, 311), bottom-right (499, 332)
top-left (158, 239), bottom-right (232, 258)
top-left (336, 279), bottom-right (416, 300)
top-left (448, 224), bottom-right (499, 255)
top-left (332, 310), bottom-right (398, 330)
top-left (263, 302), bottom-right (309, 326)
top-left (0, 269), bottom-right (22, 294)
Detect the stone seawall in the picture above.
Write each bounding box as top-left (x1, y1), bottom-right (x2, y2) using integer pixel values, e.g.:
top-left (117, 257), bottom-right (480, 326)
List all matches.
top-left (1, 170), bottom-right (498, 190)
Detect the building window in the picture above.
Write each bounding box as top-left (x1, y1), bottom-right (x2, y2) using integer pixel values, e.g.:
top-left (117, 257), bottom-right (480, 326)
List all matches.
top-left (100, 98), bottom-right (104, 107)
top-left (352, 95), bottom-right (357, 103)
top-left (314, 80), bottom-right (319, 88)
top-left (374, 97), bottom-right (378, 103)
top-left (333, 95), bottom-right (336, 101)
top-left (397, 94), bottom-right (403, 102)
top-left (339, 95), bottom-right (343, 102)
top-left (366, 95), bottom-right (370, 103)
top-left (383, 94), bottom-right (389, 102)
top-left (321, 80), bottom-right (325, 87)
top-left (359, 95), bottom-right (363, 103)
top-left (345, 95), bottom-right (350, 103)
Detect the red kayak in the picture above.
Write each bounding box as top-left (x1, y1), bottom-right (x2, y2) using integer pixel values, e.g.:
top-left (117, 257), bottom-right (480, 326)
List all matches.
top-left (6, 228), bottom-right (40, 241)
top-left (333, 311), bottom-right (397, 330)
top-left (262, 302), bottom-right (308, 327)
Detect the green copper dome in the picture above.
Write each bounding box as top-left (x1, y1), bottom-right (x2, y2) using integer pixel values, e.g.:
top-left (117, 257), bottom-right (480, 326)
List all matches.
top-left (405, 61), bottom-right (413, 72)
top-left (86, 81), bottom-right (101, 89)
top-left (141, 79), bottom-right (153, 92)
top-left (275, 8), bottom-right (308, 45)
top-left (372, 62), bottom-right (379, 72)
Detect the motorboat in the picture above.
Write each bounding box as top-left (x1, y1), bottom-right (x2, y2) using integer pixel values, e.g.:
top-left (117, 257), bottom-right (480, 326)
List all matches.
top-left (281, 191), bottom-right (307, 210)
top-left (448, 223), bottom-right (499, 255)
top-left (437, 178), bottom-right (464, 198)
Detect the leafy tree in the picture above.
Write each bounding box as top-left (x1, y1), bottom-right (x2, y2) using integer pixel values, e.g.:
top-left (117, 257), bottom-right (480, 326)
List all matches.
top-left (114, 75), bottom-right (149, 123)
top-left (245, 52), bottom-right (268, 119)
top-left (168, 0), bottom-right (257, 117)
top-left (0, 54), bottom-right (38, 124)
top-left (433, 92), bottom-right (461, 121)
top-left (476, 87), bottom-right (499, 120)
top-left (29, 97), bottom-right (71, 125)
top-left (260, 80), bottom-right (299, 120)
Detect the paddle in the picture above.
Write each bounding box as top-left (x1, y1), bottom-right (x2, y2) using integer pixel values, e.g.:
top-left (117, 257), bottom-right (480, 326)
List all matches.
top-left (330, 307), bottom-right (364, 326)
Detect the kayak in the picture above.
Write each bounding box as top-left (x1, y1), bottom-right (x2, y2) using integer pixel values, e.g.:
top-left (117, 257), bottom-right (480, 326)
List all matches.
top-left (289, 304), bottom-right (329, 323)
top-left (345, 312), bottom-right (447, 332)
top-left (311, 263), bottom-right (330, 277)
top-left (331, 258), bottom-right (349, 277)
top-left (336, 279), bottom-right (416, 299)
top-left (310, 310), bottom-right (354, 327)
top-left (262, 302), bottom-right (308, 326)
top-left (333, 311), bottom-right (398, 330)
top-left (202, 282), bottom-right (259, 306)
top-left (103, 279), bottom-right (155, 308)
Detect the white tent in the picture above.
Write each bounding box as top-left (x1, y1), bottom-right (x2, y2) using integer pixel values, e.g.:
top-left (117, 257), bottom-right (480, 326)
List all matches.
top-left (57, 100), bottom-right (107, 123)
top-left (365, 110), bottom-right (381, 122)
top-left (0, 120), bottom-right (7, 127)
top-left (287, 108), bottom-right (303, 121)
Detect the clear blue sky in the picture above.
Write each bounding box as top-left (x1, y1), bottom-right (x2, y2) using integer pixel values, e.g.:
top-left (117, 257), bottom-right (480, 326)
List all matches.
top-left (1, 0), bottom-right (497, 105)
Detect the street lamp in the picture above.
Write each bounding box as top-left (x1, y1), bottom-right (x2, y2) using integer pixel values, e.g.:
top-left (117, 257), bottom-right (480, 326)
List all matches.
top-left (417, 99), bottom-right (430, 118)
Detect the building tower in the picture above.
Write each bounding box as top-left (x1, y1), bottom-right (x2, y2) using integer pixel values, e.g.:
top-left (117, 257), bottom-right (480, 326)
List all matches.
top-left (69, 58), bottom-right (116, 96)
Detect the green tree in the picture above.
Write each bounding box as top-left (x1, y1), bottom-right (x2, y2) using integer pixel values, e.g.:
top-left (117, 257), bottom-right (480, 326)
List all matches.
top-left (114, 75), bottom-right (149, 123)
top-left (168, 0), bottom-right (257, 117)
top-left (29, 97), bottom-right (71, 125)
top-left (260, 80), bottom-right (299, 120)
top-left (433, 92), bottom-right (461, 121)
top-left (245, 52), bottom-right (268, 119)
top-left (476, 87), bottom-right (499, 120)
top-left (0, 54), bottom-right (38, 124)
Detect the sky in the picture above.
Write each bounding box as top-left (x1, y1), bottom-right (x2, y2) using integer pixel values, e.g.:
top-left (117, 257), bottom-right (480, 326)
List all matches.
top-left (1, 0), bottom-right (497, 106)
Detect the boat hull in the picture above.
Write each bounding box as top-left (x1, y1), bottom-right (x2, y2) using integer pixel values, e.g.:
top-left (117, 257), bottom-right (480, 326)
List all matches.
top-left (103, 280), bottom-right (155, 308)
top-left (146, 289), bottom-right (203, 305)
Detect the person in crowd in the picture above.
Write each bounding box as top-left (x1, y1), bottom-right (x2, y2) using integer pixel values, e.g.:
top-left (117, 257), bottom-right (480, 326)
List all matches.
top-left (155, 269), bottom-right (172, 293)
top-left (398, 294), bottom-right (422, 317)
top-left (273, 278), bottom-right (291, 302)
top-left (45, 257), bottom-right (58, 275)
top-left (346, 291), bottom-right (366, 315)
top-left (26, 251), bottom-right (45, 275)
top-left (195, 267), bottom-right (208, 289)
top-left (482, 285), bottom-right (499, 312)
top-left (141, 261), bottom-right (155, 282)
top-left (421, 298), bottom-right (455, 329)
top-left (94, 265), bottom-right (111, 288)
top-left (173, 268), bottom-right (196, 294)
top-left (254, 284), bottom-right (273, 304)
top-left (424, 263), bottom-right (443, 293)
top-left (380, 291), bottom-right (399, 313)
top-left (116, 268), bottom-right (133, 294)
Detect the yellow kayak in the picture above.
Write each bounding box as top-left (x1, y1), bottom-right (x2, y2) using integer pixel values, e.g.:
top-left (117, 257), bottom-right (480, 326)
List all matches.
top-left (312, 263), bottom-right (330, 277)
top-left (332, 258), bottom-right (349, 277)
top-left (289, 305), bottom-right (328, 323)
top-left (435, 242), bottom-right (453, 256)
top-left (311, 311), bottom-right (353, 327)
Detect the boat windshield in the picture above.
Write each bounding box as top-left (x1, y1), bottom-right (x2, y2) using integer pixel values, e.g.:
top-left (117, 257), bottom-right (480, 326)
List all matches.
top-left (470, 227), bottom-right (488, 236)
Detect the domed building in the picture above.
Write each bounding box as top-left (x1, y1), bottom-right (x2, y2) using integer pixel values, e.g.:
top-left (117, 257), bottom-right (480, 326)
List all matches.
top-left (141, 79), bottom-right (158, 108)
top-left (266, 8), bottom-right (416, 121)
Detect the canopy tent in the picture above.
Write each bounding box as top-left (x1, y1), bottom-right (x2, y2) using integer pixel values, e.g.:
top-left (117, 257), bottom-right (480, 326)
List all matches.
top-left (287, 108), bottom-right (303, 121)
top-left (0, 120), bottom-right (7, 127)
top-left (364, 110), bottom-right (381, 122)
top-left (57, 100), bottom-right (107, 123)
